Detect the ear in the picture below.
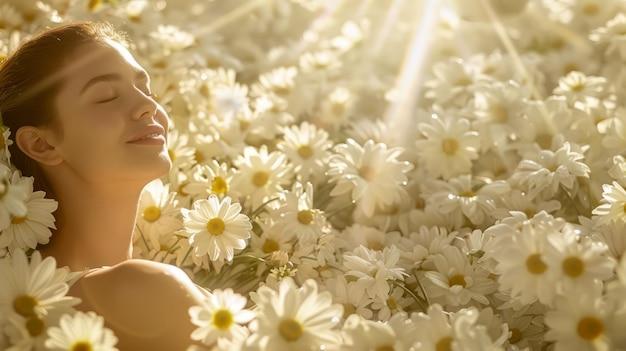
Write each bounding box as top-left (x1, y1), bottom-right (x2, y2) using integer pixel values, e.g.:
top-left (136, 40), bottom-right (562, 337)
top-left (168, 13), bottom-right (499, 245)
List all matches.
top-left (15, 126), bottom-right (63, 166)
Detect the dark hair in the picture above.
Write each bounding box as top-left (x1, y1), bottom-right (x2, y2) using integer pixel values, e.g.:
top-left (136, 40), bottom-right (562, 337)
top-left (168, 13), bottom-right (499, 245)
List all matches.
top-left (0, 21), bottom-right (127, 195)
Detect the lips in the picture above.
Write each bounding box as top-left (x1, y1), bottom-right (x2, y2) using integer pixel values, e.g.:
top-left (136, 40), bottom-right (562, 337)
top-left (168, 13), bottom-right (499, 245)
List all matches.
top-left (127, 124), bottom-right (166, 144)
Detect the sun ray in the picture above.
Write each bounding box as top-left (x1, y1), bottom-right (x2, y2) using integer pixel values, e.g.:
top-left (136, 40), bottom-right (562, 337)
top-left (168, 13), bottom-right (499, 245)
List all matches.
top-left (383, 0), bottom-right (442, 147)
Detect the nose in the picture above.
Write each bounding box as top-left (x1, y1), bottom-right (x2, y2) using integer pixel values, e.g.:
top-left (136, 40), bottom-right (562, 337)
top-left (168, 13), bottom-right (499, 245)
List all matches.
top-left (132, 91), bottom-right (158, 120)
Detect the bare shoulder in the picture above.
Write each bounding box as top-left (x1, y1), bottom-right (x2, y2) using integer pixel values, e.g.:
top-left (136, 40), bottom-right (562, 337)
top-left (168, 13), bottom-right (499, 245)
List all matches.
top-left (72, 259), bottom-right (205, 348)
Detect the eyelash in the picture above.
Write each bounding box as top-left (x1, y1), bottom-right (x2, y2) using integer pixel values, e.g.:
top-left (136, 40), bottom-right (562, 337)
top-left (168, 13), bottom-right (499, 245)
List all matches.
top-left (97, 96), bottom-right (117, 104)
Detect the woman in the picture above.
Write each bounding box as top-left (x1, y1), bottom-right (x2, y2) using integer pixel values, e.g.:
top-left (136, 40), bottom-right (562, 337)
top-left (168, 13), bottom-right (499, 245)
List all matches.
top-left (0, 22), bottom-right (205, 349)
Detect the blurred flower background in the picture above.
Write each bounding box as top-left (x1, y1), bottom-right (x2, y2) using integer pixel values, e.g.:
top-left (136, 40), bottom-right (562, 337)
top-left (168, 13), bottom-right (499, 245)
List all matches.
top-left (2, 0), bottom-right (626, 350)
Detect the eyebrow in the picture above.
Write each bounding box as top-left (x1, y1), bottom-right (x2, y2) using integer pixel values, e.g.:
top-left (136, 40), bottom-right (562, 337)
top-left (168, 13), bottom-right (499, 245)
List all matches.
top-left (80, 70), bottom-right (150, 95)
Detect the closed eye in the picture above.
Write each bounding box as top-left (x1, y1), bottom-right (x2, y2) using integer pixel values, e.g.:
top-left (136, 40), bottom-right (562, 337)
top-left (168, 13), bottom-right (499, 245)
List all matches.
top-left (97, 96), bottom-right (118, 104)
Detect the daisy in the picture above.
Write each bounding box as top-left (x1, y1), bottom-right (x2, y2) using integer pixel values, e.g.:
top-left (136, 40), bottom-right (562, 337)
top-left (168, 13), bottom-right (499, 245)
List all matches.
top-left (422, 246), bottom-right (497, 307)
top-left (183, 161), bottom-right (242, 203)
top-left (247, 219), bottom-right (295, 261)
top-left (189, 288), bottom-right (254, 347)
top-left (276, 121), bottom-right (332, 183)
top-left (271, 182), bottom-right (330, 245)
top-left (232, 145), bottom-right (292, 210)
top-left (342, 245), bottom-right (406, 301)
top-left (341, 313), bottom-right (416, 350)
top-left (135, 179), bottom-right (183, 251)
top-left (511, 141), bottom-right (590, 199)
top-left (552, 71), bottom-right (607, 106)
top-left (592, 181), bottom-right (626, 225)
top-left (324, 275), bottom-right (374, 320)
top-left (423, 175), bottom-right (510, 227)
top-left (327, 138), bottom-right (413, 217)
top-left (247, 278), bottom-right (343, 350)
top-left (0, 250), bottom-right (79, 340)
top-left (0, 173), bottom-right (57, 254)
top-left (415, 114), bottom-right (480, 180)
top-left (311, 86), bottom-right (356, 132)
top-left (544, 227), bottom-right (616, 293)
top-left (424, 57), bottom-right (478, 107)
top-left (486, 213), bottom-right (559, 306)
top-left (44, 311), bottom-right (118, 351)
top-left (182, 195), bottom-right (252, 263)
top-left (544, 282), bottom-right (613, 351)
top-left (589, 12), bottom-right (626, 60)
top-left (0, 166), bottom-right (29, 232)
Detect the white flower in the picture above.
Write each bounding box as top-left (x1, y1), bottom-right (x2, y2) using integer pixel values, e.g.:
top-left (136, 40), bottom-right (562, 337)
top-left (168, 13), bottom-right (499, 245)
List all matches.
top-left (182, 195), bottom-right (252, 263)
top-left (0, 250), bottom-right (80, 342)
top-left (422, 246), bottom-right (497, 307)
top-left (271, 182), bottom-right (329, 245)
top-left (0, 173), bottom-right (57, 254)
top-left (45, 311), bottom-right (118, 351)
top-left (511, 141), bottom-right (590, 199)
top-left (0, 166), bottom-right (29, 232)
top-left (247, 278), bottom-right (343, 350)
top-left (276, 121), bottom-right (332, 183)
top-left (590, 13), bottom-right (626, 60)
top-left (189, 288), bottom-right (254, 346)
top-left (592, 181), bottom-right (626, 225)
top-left (327, 138), bottom-right (412, 217)
top-left (232, 145), bottom-right (292, 210)
top-left (423, 175), bottom-right (510, 227)
top-left (552, 71), bottom-right (607, 105)
top-left (415, 115), bottom-right (480, 180)
top-left (343, 245), bottom-right (406, 301)
top-left (545, 283), bottom-right (613, 351)
top-left (136, 179), bottom-right (183, 251)
top-left (544, 228), bottom-right (616, 293)
top-left (486, 213), bottom-right (559, 306)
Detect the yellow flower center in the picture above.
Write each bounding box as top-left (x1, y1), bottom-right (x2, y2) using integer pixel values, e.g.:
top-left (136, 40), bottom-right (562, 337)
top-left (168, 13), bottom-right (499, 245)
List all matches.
top-left (71, 341), bottom-right (93, 351)
top-left (13, 295), bottom-right (37, 316)
top-left (562, 256), bottom-right (585, 278)
top-left (252, 171), bottom-right (269, 187)
top-left (279, 318), bottom-right (303, 342)
top-left (490, 104), bottom-right (508, 123)
top-left (508, 327), bottom-right (522, 344)
top-left (583, 4), bottom-right (599, 16)
top-left (297, 210), bottom-right (313, 225)
top-left (448, 274), bottom-right (466, 288)
top-left (343, 303), bottom-right (356, 319)
top-left (263, 239), bottom-right (280, 253)
top-left (168, 149), bottom-right (176, 162)
top-left (194, 149), bottom-right (205, 164)
top-left (459, 190), bottom-right (475, 197)
top-left (26, 316), bottom-right (45, 336)
top-left (178, 182), bottom-right (189, 196)
top-left (88, 0), bottom-right (103, 12)
top-left (376, 346), bottom-right (394, 351)
top-left (577, 316), bottom-right (603, 340)
top-left (297, 145), bottom-right (314, 159)
top-left (367, 240), bottom-right (384, 251)
top-left (442, 139), bottom-right (459, 155)
top-left (435, 336), bottom-right (453, 351)
top-left (212, 176), bottom-right (228, 195)
top-left (207, 218), bottom-right (225, 235)
top-left (11, 215), bottom-right (27, 224)
top-left (0, 179), bottom-right (9, 200)
top-left (526, 253), bottom-right (548, 274)
top-left (212, 309), bottom-right (234, 330)
top-left (359, 165), bottom-right (376, 181)
top-left (386, 297), bottom-right (398, 310)
top-left (143, 205), bottom-right (161, 222)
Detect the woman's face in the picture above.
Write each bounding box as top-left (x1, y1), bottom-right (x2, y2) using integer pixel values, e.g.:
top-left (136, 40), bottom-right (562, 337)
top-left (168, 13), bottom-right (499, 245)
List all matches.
top-left (49, 39), bottom-right (171, 186)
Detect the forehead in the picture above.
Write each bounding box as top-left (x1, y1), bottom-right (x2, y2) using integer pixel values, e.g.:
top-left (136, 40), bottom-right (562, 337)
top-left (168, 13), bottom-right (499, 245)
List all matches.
top-left (60, 40), bottom-right (145, 91)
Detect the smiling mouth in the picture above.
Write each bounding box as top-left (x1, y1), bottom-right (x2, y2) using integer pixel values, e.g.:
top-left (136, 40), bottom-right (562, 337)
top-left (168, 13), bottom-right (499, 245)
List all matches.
top-left (128, 133), bottom-right (166, 145)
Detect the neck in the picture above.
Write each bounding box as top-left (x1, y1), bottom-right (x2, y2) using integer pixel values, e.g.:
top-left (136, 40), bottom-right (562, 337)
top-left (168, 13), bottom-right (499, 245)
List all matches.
top-left (41, 181), bottom-right (143, 271)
